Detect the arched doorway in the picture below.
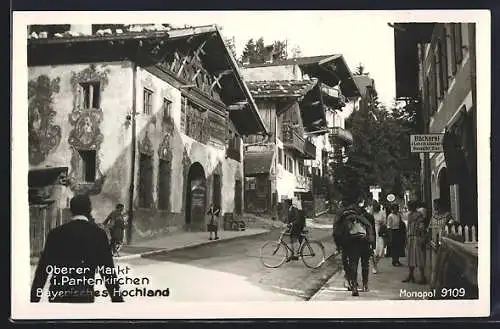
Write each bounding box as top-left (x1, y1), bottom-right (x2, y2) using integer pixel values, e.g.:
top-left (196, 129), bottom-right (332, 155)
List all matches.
top-left (438, 167), bottom-right (451, 212)
top-left (185, 162), bottom-right (206, 231)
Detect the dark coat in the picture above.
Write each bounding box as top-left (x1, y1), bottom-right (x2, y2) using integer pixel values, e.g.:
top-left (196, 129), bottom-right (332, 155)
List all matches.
top-left (104, 210), bottom-right (125, 241)
top-left (30, 218), bottom-right (123, 303)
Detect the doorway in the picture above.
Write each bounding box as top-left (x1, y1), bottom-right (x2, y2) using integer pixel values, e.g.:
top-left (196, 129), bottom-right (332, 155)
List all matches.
top-left (185, 162), bottom-right (206, 231)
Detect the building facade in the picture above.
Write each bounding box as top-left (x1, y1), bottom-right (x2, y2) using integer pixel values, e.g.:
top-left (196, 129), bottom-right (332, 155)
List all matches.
top-left (27, 24), bottom-right (267, 254)
top-left (241, 55), bottom-right (359, 218)
top-left (394, 23), bottom-right (477, 226)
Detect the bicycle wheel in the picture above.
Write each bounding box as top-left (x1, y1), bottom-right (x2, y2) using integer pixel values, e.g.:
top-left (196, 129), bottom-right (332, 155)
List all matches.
top-left (260, 240), bottom-right (288, 268)
top-left (300, 240), bottom-right (326, 269)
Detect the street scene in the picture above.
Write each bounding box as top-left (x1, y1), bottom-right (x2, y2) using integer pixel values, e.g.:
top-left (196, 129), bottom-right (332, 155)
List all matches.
top-left (16, 11), bottom-right (486, 317)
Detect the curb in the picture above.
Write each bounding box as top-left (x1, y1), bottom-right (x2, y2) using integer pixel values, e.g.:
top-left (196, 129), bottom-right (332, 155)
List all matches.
top-left (114, 230), bottom-right (270, 262)
top-left (306, 252), bottom-right (343, 301)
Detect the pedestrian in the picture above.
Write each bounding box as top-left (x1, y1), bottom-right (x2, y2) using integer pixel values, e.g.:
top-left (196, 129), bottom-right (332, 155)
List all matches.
top-left (427, 198), bottom-right (452, 246)
top-left (333, 193), bottom-right (375, 296)
top-left (357, 198), bottom-right (377, 275)
top-left (387, 203), bottom-right (405, 266)
top-left (30, 194), bottom-right (123, 303)
top-left (103, 203), bottom-right (126, 257)
top-left (333, 198), bottom-right (351, 291)
top-left (207, 203), bottom-right (221, 240)
top-left (403, 200), bottom-right (427, 284)
top-left (372, 200), bottom-right (387, 273)
top-left (286, 197), bottom-right (305, 261)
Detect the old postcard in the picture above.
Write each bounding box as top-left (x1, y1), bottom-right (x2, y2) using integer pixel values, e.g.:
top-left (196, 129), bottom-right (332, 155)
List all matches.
top-left (11, 10), bottom-right (490, 319)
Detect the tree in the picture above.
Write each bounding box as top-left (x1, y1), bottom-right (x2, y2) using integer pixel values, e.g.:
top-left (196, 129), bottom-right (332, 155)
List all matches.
top-left (354, 63), bottom-right (370, 76)
top-left (241, 38), bottom-right (257, 63)
top-left (332, 97), bottom-right (420, 202)
top-left (241, 37), bottom-right (289, 64)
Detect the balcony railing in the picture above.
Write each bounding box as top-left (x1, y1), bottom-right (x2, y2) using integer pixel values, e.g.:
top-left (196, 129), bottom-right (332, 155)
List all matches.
top-left (303, 139), bottom-right (316, 160)
top-left (282, 124), bottom-right (305, 156)
top-left (321, 84), bottom-right (347, 108)
top-left (329, 126), bottom-right (353, 145)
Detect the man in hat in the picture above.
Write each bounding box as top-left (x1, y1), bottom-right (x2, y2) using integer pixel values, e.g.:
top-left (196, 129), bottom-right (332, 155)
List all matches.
top-left (31, 194), bottom-right (124, 303)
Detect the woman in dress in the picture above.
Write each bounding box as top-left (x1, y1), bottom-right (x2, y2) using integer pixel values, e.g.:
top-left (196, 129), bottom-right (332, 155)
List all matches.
top-left (387, 203), bottom-right (405, 266)
top-left (403, 200), bottom-right (427, 284)
top-left (371, 201), bottom-right (387, 274)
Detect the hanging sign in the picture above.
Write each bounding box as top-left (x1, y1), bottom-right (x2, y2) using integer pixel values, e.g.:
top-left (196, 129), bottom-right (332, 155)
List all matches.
top-left (410, 134), bottom-right (444, 153)
top-left (386, 194), bottom-right (396, 202)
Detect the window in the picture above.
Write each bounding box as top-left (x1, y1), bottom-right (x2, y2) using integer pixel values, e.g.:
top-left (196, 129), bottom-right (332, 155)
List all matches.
top-left (278, 147), bottom-right (283, 165)
top-left (454, 24), bottom-right (463, 69)
top-left (213, 174), bottom-right (221, 207)
top-left (440, 31), bottom-right (449, 92)
top-left (80, 82), bottom-right (101, 109)
top-left (435, 48), bottom-right (442, 99)
top-left (431, 58), bottom-right (438, 114)
top-left (163, 98), bottom-right (172, 121)
top-left (143, 88), bottom-right (153, 115)
top-left (450, 23), bottom-right (463, 75)
top-left (78, 150), bottom-right (96, 182)
top-left (425, 77), bottom-right (431, 118)
top-left (298, 161), bottom-right (304, 176)
top-left (158, 159), bottom-right (170, 210)
top-left (138, 153), bottom-right (153, 208)
top-left (287, 157), bottom-right (294, 174)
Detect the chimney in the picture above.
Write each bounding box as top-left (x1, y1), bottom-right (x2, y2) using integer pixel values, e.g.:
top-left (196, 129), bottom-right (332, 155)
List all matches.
top-left (264, 45), bottom-right (275, 64)
top-left (70, 24), bottom-right (92, 36)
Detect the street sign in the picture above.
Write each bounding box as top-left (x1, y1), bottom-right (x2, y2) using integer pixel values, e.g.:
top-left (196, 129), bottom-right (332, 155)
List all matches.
top-left (410, 134), bottom-right (444, 153)
top-left (387, 194), bottom-right (395, 202)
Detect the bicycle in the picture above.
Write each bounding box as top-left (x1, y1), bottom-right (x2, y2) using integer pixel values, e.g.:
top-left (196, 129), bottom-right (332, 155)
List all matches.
top-left (260, 225), bottom-right (326, 269)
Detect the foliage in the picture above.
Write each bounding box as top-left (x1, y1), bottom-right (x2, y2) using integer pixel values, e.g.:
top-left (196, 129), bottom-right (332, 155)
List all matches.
top-left (331, 89), bottom-right (420, 201)
top-left (241, 37), bottom-right (288, 64)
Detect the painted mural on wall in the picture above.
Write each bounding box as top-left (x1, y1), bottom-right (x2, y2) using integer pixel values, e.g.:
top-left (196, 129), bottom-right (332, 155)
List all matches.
top-left (28, 75), bottom-right (62, 165)
top-left (67, 64), bottom-right (110, 195)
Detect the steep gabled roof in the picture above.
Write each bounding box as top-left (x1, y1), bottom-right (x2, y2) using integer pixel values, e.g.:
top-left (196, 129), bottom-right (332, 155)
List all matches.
top-left (243, 54), bottom-right (360, 98)
top-left (247, 79), bottom-right (318, 99)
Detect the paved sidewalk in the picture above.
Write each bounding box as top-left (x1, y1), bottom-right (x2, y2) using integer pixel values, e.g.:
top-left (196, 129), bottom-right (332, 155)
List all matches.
top-left (30, 228), bottom-right (269, 265)
top-left (116, 228), bottom-right (269, 260)
top-left (311, 256), bottom-right (432, 301)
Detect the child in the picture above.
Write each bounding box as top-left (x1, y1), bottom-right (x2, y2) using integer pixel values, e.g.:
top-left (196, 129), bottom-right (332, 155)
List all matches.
top-left (207, 203), bottom-right (220, 240)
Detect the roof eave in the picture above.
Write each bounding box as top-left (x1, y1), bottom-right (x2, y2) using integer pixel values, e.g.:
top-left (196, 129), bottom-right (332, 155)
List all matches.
top-left (214, 26), bottom-right (268, 136)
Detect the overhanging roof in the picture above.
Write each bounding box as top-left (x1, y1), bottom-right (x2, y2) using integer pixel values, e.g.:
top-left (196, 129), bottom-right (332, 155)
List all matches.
top-left (243, 55), bottom-right (361, 98)
top-left (393, 23), bottom-right (435, 99)
top-left (27, 24), bottom-right (268, 136)
top-left (247, 79), bottom-right (318, 99)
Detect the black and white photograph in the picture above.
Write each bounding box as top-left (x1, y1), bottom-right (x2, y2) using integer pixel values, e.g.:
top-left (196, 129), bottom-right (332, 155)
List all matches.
top-left (11, 10), bottom-right (490, 319)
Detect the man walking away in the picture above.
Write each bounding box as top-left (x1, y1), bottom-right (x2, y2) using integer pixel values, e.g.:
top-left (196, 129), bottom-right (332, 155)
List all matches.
top-left (334, 194), bottom-right (375, 296)
top-left (358, 198), bottom-right (378, 273)
top-left (103, 203), bottom-right (126, 257)
top-left (333, 199), bottom-right (351, 291)
top-left (31, 195), bottom-right (123, 303)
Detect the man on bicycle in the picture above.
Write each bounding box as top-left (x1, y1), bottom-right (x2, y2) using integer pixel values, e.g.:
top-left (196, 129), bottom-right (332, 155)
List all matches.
top-left (286, 197), bottom-right (306, 261)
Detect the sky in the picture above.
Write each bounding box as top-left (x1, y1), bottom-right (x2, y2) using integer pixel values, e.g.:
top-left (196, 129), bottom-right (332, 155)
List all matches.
top-left (156, 11), bottom-right (397, 106)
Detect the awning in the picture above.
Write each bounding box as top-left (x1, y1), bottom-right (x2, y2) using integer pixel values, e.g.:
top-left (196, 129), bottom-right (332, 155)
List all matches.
top-left (244, 151), bottom-right (274, 175)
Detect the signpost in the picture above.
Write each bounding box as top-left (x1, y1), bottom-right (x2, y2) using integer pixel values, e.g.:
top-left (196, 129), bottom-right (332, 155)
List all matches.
top-left (410, 134), bottom-right (444, 153)
top-left (387, 194), bottom-right (395, 202)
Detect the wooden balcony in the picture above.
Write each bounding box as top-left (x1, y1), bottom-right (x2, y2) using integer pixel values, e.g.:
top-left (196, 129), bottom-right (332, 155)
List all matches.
top-left (303, 139), bottom-right (316, 160)
top-left (282, 125), bottom-right (305, 156)
top-left (329, 126), bottom-right (353, 145)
